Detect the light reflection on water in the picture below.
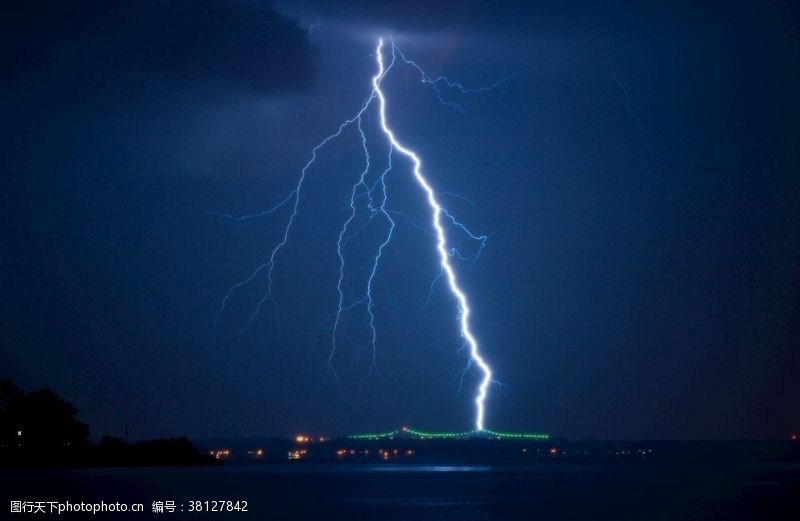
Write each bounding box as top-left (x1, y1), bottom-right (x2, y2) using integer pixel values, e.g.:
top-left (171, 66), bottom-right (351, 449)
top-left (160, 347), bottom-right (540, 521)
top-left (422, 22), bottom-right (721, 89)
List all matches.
top-left (76, 463), bottom-right (493, 476)
top-left (235, 463), bottom-right (493, 474)
top-left (6, 462), bottom-right (800, 520)
top-left (366, 465), bottom-right (490, 472)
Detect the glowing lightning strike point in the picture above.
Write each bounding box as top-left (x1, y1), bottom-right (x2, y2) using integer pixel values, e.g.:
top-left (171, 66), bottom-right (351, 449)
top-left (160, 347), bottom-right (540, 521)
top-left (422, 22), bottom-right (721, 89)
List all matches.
top-left (373, 39), bottom-right (493, 431)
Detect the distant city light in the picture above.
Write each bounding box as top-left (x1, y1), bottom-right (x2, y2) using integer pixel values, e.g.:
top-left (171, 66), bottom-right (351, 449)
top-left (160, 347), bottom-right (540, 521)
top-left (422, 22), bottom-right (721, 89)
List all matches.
top-left (209, 449), bottom-right (231, 460)
top-left (287, 449), bottom-right (308, 460)
top-left (248, 448), bottom-right (264, 458)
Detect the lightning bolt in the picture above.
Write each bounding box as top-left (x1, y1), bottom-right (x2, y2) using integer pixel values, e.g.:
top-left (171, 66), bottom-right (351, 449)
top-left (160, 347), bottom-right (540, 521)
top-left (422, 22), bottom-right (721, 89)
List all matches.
top-left (371, 38), bottom-right (492, 430)
top-left (215, 37), bottom-right (520, 431)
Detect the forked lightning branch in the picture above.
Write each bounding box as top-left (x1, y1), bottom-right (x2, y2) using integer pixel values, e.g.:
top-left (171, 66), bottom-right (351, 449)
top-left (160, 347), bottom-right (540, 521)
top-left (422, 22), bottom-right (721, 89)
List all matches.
top-left (217, 38), bottom-right (518, 431)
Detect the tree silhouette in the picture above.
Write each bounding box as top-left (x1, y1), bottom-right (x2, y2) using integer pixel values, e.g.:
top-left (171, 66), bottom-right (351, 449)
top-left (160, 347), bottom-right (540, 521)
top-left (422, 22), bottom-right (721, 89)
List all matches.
top-left (0, 379), bottom-right (24, 447)
top-left (0, 379), bottom-right (89, 452)
top-left (1, 379), bottom-right (214, 466)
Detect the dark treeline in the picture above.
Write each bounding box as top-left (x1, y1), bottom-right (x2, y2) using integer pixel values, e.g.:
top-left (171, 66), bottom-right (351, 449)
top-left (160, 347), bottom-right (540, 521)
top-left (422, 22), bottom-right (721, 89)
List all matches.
top-left (0, 380), bottom-right (215, 467)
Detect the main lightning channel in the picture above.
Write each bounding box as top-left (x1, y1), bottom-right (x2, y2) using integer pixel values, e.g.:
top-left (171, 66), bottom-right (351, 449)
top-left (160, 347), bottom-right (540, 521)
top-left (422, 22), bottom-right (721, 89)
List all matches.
top-left (373, 39), bottom-right (492, 431)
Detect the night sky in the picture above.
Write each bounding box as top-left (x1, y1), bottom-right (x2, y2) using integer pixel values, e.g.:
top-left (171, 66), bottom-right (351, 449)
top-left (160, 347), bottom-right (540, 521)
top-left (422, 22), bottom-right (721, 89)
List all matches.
top-left (3, 1), bottom-right (799, 441)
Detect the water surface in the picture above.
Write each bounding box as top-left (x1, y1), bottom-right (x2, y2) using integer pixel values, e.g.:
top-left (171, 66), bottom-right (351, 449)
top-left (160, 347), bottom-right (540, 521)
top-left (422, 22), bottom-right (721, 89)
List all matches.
top-left (4, 462), bottom-right (799, 519)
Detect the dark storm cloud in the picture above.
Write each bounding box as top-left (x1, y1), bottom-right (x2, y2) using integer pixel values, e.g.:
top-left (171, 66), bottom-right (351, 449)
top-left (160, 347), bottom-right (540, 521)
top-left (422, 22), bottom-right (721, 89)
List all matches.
top-left (1, 2), bottom-right (321, 439)
top-left (280, 0), bottom-right (544, 33)
top-left (3, 0), bottom-right (315, 95)
top-left (280, 0), bottom-right (670, 34)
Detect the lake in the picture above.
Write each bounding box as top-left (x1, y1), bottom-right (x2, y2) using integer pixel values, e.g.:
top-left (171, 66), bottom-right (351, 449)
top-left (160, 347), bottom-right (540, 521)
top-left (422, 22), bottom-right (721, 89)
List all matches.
top-left (3, 461), bottom-right (799, 519)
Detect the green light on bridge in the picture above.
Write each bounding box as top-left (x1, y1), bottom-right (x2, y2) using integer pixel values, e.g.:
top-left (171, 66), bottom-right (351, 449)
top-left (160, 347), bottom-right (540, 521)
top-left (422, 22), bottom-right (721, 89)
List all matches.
top-left (347, 426), bottom-right (549, 440)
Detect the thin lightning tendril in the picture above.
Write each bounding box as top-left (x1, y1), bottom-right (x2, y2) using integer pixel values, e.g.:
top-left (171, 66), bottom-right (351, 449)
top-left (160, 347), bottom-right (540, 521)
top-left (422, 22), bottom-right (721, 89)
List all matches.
top-left (361, 146), bottom-right (395, 385)
top-left (330, 115), bottom-right (374, 385)
top-left (214, 37), bottom-right (521, 431)
top-left (395, 46), bottom-right (530, 116)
